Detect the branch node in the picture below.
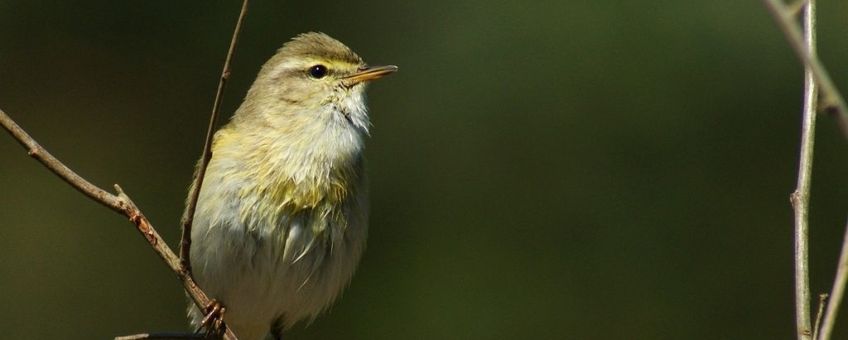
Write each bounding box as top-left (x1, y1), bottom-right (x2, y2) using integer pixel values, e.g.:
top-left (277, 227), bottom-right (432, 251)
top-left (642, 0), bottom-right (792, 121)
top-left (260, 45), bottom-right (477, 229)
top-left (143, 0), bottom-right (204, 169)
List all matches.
top-left (114, 184), bottom-right (129, 199)
top-left (822, 103), bottom-right (840, 117)
top-left (790, 191), bottom-right (804, 207)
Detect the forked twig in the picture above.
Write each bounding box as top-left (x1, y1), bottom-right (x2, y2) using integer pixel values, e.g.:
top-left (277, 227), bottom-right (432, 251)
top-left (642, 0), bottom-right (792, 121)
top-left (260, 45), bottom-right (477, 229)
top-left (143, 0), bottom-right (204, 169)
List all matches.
top-left (762, 0), bottom-right (848, 138)
top-left (765, 1), bottom-right (848, 339)
top-left (2, 1), bottom-right (250, 338)
top-left (179, 0), bottom-right (250, 272)
top-left (0, 109), bottom-right (238, 339)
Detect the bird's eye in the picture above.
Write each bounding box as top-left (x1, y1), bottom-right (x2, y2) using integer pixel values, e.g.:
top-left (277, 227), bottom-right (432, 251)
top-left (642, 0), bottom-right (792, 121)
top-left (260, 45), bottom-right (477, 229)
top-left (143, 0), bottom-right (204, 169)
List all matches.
top-left (308, 64), bottom-right (328, 79)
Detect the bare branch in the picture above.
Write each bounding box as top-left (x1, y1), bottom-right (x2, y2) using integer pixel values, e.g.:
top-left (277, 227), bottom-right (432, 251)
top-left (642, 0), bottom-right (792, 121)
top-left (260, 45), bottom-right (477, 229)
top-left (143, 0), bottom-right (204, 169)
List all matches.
top-left (0, 110), bottom-right (123, 213)
top-left (817, 219), bottom-right (848, 340)
top-left (180, 0), bottom-right (250, 272)
top-left (786, 1), bottom-right (817, 339)
top-left (0, 107), bottom-right (238, 340)
top-left (762, 0), bottom-right (848, 138)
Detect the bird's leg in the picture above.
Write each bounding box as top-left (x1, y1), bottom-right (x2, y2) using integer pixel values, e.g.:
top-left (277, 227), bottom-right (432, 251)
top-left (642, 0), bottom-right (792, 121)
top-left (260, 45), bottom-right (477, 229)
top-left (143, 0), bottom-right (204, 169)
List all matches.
top-left (195, 300), bottom-right (227, 337)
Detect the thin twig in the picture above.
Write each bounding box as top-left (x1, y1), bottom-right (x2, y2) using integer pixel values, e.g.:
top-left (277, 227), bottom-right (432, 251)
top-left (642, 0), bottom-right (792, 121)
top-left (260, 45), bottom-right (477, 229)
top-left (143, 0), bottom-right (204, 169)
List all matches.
top-left (817, 219), bottom-right (848, 340)
top-left (762, 0), bottom-right (848, 138)
top-left (115, 333), bottom-right (206, 340)
top-left (814, 293), bottom-right (828, 340)
top-left (180, 0), bottom-right (250, 272)
top-left (787, 1), bottom-right (817, 339)
top-left (0, 108), bottom-right (238, 340)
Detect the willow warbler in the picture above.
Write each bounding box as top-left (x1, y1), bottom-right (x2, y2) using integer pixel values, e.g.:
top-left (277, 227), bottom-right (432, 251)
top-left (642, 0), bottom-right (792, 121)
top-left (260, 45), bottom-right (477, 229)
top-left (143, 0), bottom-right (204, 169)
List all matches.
top-left (185, 32), bottom-right (396, 340)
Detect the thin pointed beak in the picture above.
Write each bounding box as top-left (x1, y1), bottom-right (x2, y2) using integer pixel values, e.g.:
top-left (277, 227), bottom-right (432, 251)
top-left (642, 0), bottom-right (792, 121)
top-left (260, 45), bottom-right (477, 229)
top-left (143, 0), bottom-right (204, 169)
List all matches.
top-left (343, 65), bottom-right (398, 86)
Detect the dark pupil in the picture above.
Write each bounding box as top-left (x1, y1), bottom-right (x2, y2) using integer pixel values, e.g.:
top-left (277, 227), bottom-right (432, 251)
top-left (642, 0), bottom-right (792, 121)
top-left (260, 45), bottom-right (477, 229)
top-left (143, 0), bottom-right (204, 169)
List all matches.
top-left (309, 65), bottom-right (328, 78)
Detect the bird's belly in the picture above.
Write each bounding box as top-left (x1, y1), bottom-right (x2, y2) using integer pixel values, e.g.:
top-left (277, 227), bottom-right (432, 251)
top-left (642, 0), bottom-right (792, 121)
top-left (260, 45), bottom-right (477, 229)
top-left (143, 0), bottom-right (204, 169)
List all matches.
top-left (189, 204), bottom-right (367, 339)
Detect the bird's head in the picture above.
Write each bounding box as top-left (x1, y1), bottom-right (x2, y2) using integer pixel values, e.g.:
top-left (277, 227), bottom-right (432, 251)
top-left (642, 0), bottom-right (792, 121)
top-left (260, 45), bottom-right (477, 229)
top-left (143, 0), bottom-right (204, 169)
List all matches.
top-left (236, 32), bottom-right (397, 135)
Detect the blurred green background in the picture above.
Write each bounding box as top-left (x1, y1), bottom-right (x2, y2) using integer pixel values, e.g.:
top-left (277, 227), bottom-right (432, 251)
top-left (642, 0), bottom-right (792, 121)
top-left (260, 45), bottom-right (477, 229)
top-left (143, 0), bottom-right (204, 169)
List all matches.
top-left (1, 1), bottom-right (847, 339)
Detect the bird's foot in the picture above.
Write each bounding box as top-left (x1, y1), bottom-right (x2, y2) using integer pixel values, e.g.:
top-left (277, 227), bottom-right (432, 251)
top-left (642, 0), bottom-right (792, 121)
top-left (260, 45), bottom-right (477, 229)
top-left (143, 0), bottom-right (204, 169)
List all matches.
top-left (196, 300), bottom-right (227, 337)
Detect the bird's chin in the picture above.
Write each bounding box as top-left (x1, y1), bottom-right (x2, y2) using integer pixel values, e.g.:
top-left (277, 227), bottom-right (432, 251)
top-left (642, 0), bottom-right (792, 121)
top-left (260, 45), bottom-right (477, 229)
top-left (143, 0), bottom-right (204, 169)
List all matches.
top-left (341, 110), bottom-right (370, 135)
top-left (337, 93), bottom-right (370, 132)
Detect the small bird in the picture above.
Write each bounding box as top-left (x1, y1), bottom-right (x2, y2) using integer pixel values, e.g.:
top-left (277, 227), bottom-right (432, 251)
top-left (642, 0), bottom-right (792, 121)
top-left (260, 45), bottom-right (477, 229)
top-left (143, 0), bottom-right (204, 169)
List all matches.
top-left (185, 32), bottom-right (396, 339)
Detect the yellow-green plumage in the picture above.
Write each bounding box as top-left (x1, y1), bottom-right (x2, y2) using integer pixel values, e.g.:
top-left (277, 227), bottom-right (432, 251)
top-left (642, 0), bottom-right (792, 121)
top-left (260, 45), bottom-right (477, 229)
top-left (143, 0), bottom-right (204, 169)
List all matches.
top-left (186, 32), bottom-right (394, 340)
